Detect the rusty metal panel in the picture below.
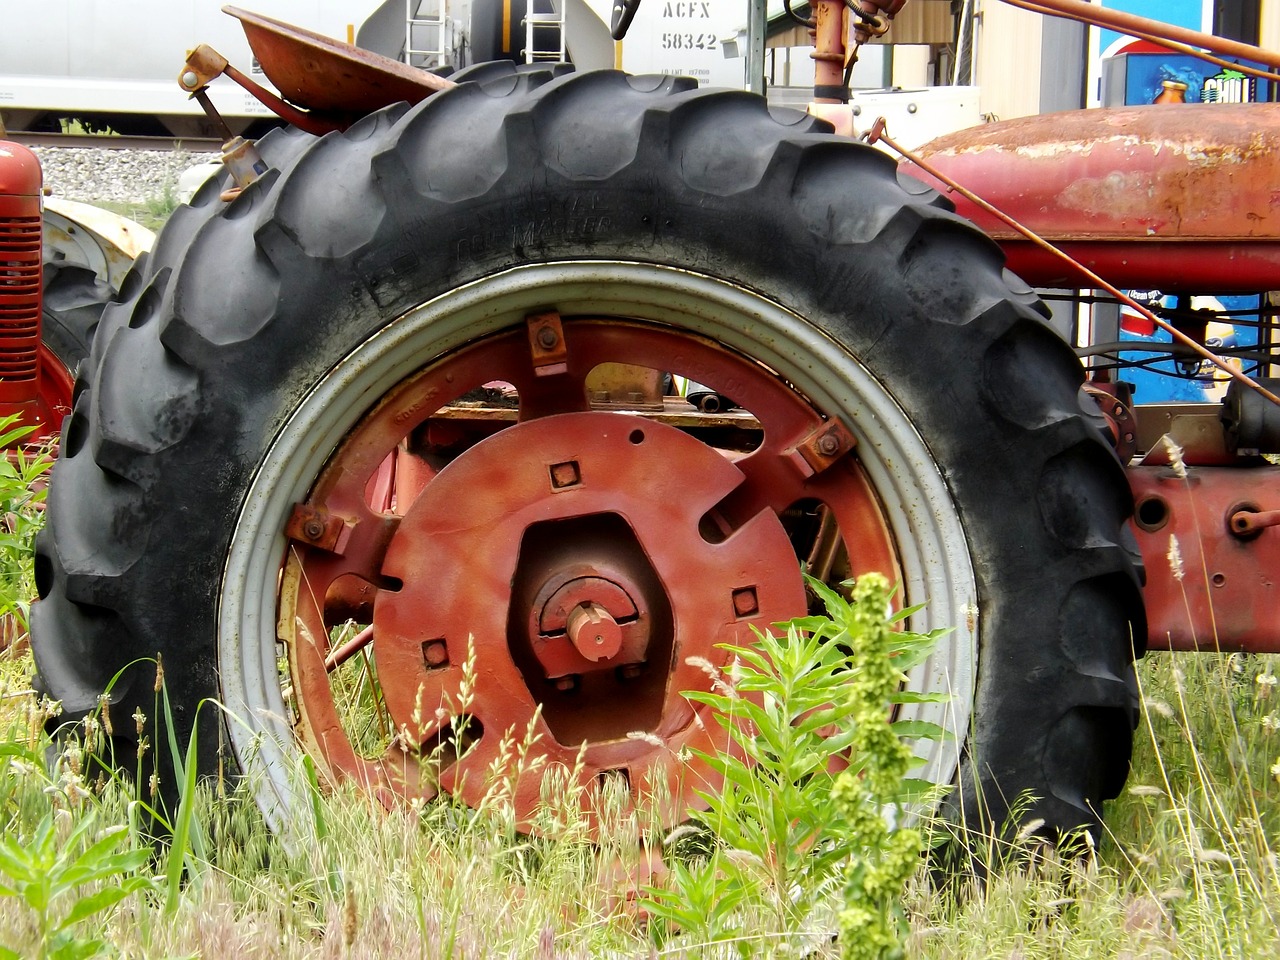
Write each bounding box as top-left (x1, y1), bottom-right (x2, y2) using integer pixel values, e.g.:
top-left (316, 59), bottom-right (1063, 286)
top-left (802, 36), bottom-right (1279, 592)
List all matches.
top-left (1131, 464), bottom-right (1280, 653)
top-left (225, 5), bottom-right (451, 117)
top-left (911, 103), bottom-right (1280, 291)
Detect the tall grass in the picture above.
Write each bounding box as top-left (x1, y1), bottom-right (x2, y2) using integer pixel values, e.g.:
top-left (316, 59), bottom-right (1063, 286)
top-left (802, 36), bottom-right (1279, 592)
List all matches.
top-left (909, 649), bottom-right (1279, 959)
top-left (0, 422), bottom-right (1277, 957)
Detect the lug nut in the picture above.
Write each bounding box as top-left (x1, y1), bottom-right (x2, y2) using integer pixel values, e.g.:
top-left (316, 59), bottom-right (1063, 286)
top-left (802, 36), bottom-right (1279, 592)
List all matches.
top-left (536, 325), bottom-right (559, 349)
top-left (549, 460), bottom-right (581, 489)
top-left (732, 587), bottom-right (759, 618)
top-left (817, 434), bottom-right (841, 456)
top-left (302, 518), bottom-right (326, 540)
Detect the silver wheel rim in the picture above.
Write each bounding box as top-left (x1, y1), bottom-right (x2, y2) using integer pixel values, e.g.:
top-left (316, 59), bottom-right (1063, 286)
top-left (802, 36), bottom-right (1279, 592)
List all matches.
top-left (217, 261), bottom-right (978, 828)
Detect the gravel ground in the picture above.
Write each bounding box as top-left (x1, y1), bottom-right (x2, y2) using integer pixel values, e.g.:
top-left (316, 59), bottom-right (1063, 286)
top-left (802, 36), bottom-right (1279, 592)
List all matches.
top-left (31, 146), bottom-right (213, 205)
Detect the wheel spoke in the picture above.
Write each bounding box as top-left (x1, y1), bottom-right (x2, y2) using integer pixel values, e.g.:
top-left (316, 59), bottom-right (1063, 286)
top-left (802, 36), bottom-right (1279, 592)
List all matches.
top-left (514, 366), bottom-right (593, 420)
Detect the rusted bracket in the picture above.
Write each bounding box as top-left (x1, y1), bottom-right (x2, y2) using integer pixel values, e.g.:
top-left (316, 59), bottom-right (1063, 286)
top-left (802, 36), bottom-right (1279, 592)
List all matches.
top-left (178, 44), bottom-right (339, 136)
top-left (786, 419), bottom-right (858, 477)
top-left (285, 503), bottom-right (350, 554)
top-left (1084, 382), bottom-right (1137, 463)
top-left (526, 312), bottom-right (568, 377)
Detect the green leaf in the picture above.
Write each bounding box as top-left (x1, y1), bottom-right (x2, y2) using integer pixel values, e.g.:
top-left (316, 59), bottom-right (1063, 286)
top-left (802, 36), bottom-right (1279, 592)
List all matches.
top-left (21, 875), bottom-right (48, 913)
top-left (59, 883), bottom-right (141, 929)
top-left (165, 702), bottom-right (207, 915)
top-left (48, 935), bottom-right (106, 960)
top-left (888, 690), bottom-right (951, 705)
top-left (0, 742), bottom-right (44, 764)
top-left (891, 777), bottom-right (950, 806)
top-left (889, 719), bottom-right (954, 741)
top-left (0, 422), bottom-right (36, 449)
top-left (55, 825), bottom-right (128, 888)
top-left (60, 847), bottom-right (151, 891)
top-left (0, 839), bottom-right (35, 886)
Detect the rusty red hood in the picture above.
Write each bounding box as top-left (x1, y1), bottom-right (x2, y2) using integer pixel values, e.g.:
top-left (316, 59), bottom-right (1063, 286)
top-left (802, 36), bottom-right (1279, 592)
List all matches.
top-left (907, 103), bottom-right (1280, 291)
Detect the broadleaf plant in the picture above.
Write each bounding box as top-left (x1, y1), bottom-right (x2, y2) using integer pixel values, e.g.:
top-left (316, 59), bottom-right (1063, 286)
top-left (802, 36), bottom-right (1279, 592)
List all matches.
top-left (642, 572), bottom-right (949, 957)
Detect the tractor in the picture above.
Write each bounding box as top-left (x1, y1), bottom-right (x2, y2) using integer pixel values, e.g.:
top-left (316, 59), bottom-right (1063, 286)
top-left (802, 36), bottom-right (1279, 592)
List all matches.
top-left (4, 0), bottom-right (1279, 846)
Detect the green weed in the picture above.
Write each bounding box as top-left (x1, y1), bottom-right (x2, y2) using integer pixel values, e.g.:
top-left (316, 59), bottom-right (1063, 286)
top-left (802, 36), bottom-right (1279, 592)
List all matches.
top-left (643, 573), bottom-right (947, 957)
top-left (0, 417), bottom-right (53, 639)
top-left (0, 812), bottom-right (153, 960)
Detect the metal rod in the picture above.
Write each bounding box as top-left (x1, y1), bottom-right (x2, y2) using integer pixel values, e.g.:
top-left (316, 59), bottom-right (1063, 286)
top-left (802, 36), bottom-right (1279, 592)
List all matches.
top-left (192, 88), bottom-right (236, 140)
top-left (221, 62), bottom-right (344, 136)
top-left (1001, 0), bottom-right (1280, 72)
top-left (325, 624), bottom-right (375, 673)
top-left (746, 0), bottom-right (767, 95)
top-left (811, 0), bottom-right (847, 102)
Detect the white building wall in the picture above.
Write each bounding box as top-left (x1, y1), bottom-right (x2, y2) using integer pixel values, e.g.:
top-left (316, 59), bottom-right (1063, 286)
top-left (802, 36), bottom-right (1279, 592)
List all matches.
top-left (972, 0), bottom-right (1045, 120)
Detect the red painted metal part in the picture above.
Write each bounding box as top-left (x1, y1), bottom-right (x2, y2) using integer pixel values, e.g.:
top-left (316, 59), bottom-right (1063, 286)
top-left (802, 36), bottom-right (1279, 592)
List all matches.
top-left (1131, 464), bottom-right (1280, 653)
top-left (811, 0), bottom-right (847, 102)
top-left (281, 319), bottom-right (901, 830)
top-left (0, 141), bottom-right (70, 446)
top-left (374, 411), bottom-right (805, 815)
top-left (224, 5), bottom-right (452, 124)
top-left (0, 142), bottom-right (43, 421)
top-left (911, 104), bottom-right (1280, 292)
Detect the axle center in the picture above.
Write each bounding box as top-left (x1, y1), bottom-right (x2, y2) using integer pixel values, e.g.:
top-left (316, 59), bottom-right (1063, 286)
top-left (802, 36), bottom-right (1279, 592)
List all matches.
top-left (566, 601), bottom-right (623, 661)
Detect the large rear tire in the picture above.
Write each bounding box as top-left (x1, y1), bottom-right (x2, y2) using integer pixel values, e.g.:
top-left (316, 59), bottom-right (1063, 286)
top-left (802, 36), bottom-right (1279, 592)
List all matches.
top-left (32, 71), bottom-right (1142, 838)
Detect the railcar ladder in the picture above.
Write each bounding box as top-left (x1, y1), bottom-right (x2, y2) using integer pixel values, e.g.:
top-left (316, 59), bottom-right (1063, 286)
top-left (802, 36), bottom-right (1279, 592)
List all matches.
top-left (525, 0), bottom-right (566, 63)
top-left (405, 0), bottom-right (452, 68)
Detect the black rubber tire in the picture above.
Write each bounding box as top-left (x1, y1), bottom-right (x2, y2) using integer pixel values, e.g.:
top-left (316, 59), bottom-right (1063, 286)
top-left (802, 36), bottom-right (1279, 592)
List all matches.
top-left (41, 263), bottom-right (111, 379)
top-left (31, 71), bottom-right (1143, 839)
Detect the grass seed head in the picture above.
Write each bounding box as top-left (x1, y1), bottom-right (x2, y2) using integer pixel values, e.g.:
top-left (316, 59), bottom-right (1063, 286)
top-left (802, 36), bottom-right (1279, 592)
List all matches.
top-left (1256, 672), bottom-right (1277, 701)
top-left (342, 884), bottom-right (357, 948)
top-left (98, 693), bottom-right (113, 736)
top-left (1166, 534), bottom-right (1184, 582)
top-left (1162, 436), bottom-right (1188, 478)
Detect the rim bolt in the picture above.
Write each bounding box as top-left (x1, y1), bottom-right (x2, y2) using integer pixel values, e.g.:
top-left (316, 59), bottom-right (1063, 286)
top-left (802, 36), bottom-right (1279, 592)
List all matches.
top-left (302, 518), bottom-right (325, 540)
top-left (817, 434), bottom-right (841, 456)
top-left (422, 639), bottom-right (449, 667)
top-left (732, 586), bottom-right (759, 618)
top-left (537, 325), bottom-right (559, 349)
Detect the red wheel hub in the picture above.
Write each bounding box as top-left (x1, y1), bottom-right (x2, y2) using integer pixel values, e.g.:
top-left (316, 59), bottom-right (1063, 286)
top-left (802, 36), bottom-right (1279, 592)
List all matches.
top-left (371, 411), bottom-right (804, 815)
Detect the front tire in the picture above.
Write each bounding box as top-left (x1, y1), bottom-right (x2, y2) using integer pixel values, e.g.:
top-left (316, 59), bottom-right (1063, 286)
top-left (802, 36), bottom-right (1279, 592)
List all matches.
top-left (32, 70), bottom-right (1142, 838)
